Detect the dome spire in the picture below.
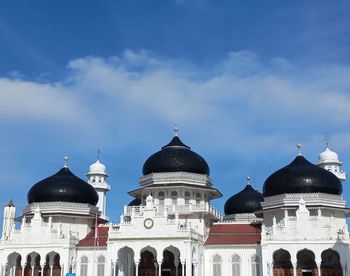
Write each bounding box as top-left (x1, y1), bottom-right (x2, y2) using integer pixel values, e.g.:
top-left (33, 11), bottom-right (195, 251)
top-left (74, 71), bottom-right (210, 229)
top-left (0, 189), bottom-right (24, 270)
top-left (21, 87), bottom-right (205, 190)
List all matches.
top-left (97, 148), bottom-right (101, 160)
top-left (325, 135), bottom-right (330, 148)
top-left (246, 176), bottom-right (251, 185)
top-left (173, 125), bottom-right (179, 137)
top-left (63, 156), bottom-right (69, 168)
top-left (296, 144), bottom-right (302, 156)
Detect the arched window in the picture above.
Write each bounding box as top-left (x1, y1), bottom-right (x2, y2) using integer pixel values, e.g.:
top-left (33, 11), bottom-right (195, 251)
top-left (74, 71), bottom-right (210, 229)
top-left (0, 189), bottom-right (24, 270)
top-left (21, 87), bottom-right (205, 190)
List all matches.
top-left (213, 254), bottom-right (222, 276)
top-left (251, 255), bottom-right (260, 276)
top-left (158, 192), bottom-right (165, 205)
top-left (232, 254), bottom-right (241, 276)
top-left (185, 192), bottom-right (190, 204)
top-left (80, 256), bottom-right (88, 276)
top-left (195, 193), bottom-right (201, 204)
top-left (97, 256), bottom-right (105, 276)
top-left (171, 191), bottom-right (178, 205)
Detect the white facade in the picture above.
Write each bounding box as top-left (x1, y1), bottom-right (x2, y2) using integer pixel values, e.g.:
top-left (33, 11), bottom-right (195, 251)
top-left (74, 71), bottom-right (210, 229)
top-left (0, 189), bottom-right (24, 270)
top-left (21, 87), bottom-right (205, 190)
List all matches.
top-left (0, 144), bottom-right (349, 276)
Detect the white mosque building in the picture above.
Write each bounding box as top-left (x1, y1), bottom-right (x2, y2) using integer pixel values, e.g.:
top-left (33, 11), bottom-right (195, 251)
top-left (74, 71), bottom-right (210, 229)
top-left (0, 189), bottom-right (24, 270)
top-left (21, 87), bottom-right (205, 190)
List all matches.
top-left (0, 131), bottom-right (349, 276)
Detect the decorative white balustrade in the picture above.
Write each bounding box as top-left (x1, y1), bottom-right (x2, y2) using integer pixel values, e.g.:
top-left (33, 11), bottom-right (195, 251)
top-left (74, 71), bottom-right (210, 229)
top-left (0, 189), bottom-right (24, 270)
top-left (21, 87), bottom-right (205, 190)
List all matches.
top-left (123, 203), bottom-right (222, 220)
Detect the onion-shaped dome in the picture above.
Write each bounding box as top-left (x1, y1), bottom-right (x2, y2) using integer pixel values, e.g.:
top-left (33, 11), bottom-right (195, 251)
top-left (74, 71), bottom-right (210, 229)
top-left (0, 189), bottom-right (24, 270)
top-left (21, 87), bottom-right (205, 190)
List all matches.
top-left (224, 183), bottom-right (264, 215)
top-left (88, 160), bottom-right (107, 175)
top-left (27, 166), bottom-right (99, 205)
top-left (142, 135), bottom-right (210, 175)
top-left (128, 198), bottom-right (141, 206)
top-left (318, 148), bottom-right (340, 163)
top-left (263, 155), bottom-right (342, 197)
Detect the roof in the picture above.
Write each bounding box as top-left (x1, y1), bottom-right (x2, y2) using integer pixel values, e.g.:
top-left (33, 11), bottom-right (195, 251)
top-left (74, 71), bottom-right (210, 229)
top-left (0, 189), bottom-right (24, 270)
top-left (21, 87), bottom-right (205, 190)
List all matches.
top-left (77, 226), bottom-right (109, 247)
top-left (142, 136), bottom-right (210, 176)
top-left (27, 167), bottom-right (99, 206)
top-left (263, 155), bottom-right (342, 197)
top-left (205, 224), bottom-right (261, 245)
top-left (224, 184), bottom-right (263, 215)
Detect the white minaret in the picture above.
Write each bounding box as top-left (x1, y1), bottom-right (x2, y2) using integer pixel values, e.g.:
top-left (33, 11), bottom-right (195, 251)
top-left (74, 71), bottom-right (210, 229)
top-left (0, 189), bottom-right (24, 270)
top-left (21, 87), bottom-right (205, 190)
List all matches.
top-left (87, 149), bottom-right (111, 220)
top-left (317, 140), bottom-right (346, 182)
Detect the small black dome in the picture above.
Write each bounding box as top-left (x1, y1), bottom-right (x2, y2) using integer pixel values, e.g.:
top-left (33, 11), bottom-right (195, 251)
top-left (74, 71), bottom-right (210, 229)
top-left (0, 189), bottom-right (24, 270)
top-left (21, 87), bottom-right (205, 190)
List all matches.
top-left (142, 136), bottom-right (210, 175)
top-left (27, 167), bottom-right (99, 205)
top-left (224, 184), bottom-right (264, 215)
top-left (263, 155), bottom-right (342, 197)
top-left (128, 198), bottom-right (141, 206)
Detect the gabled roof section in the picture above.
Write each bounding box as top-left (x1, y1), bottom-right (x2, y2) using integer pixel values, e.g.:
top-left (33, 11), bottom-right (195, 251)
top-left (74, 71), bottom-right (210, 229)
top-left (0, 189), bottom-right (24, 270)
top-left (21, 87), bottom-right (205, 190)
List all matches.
top-left (205, 223), bottom-right (261, 245)
top-left (77, 226), bottom-right (109, 247)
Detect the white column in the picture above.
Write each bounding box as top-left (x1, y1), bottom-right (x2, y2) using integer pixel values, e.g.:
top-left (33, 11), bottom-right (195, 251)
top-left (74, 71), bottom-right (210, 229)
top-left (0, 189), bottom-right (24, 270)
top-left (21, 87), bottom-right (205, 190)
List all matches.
top-left (40, 262), bottom-right (46, 276)
top-left (193, 262), bottom-right (198, 276)
top-left (112, 261), bottom-right (117, 276)
top-left (134, 262), bottom-right (139, 276)
top-left (49, 265), bottom-right (53, 276)
top-left (181, 261), bottom-right (185, 276)
top-left (292, 262), bottom-right (297, 276)
top-left (317, 262), bottom-right (321, 276)
top-left (21, 263), bottom-right (25, 276)
top-left (157, 261), bottom-right (161, 276)
top-left (31, 266), bottom-right (34, 276)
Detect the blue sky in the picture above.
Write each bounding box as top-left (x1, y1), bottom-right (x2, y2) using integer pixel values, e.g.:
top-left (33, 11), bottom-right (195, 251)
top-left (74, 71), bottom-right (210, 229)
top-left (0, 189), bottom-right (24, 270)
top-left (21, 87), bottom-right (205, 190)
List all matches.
top-left (1, 0), bottom-right (350, 219)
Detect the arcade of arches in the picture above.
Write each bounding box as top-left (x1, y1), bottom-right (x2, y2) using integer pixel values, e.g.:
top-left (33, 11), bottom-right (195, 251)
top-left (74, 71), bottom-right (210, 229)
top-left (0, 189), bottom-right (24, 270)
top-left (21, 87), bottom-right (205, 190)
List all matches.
top-left (272, 249), bottom-right (342, 276)
top-left (5, 252), bottom-right (61, 276)
top-left (117, 246), bottom-right (185, 276)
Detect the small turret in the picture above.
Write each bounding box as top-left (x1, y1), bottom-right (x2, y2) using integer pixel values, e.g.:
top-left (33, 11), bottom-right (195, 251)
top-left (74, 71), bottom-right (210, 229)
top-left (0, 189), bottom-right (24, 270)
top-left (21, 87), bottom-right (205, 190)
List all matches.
top-left (2, 200), bottom-right (16, 240)
top-left (318, 147), bottom-right (346, 182)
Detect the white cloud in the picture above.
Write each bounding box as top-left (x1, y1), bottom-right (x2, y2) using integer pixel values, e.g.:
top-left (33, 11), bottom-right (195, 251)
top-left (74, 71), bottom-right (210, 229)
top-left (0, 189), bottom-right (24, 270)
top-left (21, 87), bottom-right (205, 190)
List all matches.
top-left (2, 49), bottom-right (350, 156)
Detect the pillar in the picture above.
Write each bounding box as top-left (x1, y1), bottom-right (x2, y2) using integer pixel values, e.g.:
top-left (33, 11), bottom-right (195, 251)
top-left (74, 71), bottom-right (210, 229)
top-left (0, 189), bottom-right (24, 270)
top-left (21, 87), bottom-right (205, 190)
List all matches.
top-left (134, 262), bottom-right (139, 276)
top-left (157, 261), bottom-right (161, 276)
top-left (112, 261), bottom-right (117, 276)
top-left (316, 262), bottom-right (321, 276)
top-left (49, 266), bottom-right (53, 276)
top-left (181, 261), bottom-right (185, 276)
top-left (40, 263), bottom-right (46, 276)
top-left (292, 263), bottom-right (297, 276)
top-left (31, 266), bottom-right (34, 276)
top-left (193, 262), bottom-right (198, 276)
top-left (21, 263), bottom-right (25, 276)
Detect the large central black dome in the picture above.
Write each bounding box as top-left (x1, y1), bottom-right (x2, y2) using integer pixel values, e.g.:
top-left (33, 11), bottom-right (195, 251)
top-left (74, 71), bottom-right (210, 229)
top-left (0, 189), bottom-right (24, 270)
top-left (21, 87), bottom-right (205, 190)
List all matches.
top-left (263, 155), bottom-right (342, 197)
top-left (27, 167), bottom-right (99, 205)
top-left (142, 136), bottom-right (210, 175)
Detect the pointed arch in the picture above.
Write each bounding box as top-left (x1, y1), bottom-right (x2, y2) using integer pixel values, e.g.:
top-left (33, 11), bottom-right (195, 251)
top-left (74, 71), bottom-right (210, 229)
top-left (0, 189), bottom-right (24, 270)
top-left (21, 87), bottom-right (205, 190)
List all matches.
top-left (273, 249), bottom-right (293, 276)
top-left (296, 249), bottom-right (317, 276)
top-left (231, 254), bottom-right (241, 276)
top-left (212, 254), bottom-right (222, 276)
top-left (97, 255), bottom-right (105, 276)
top-left (80, 256), bottom-right (88, 276)
top-left (321, 249), bottom-right (342, 276)
top-left (251, 254), bottom-right (260, 276)
top-left (117, 247), bottom-right (135, 276)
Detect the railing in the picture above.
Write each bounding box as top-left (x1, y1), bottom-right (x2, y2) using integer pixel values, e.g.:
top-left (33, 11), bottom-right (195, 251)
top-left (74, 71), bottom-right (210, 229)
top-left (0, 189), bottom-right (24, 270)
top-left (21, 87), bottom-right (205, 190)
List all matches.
top-left (123, 203), bottom-right (222, 219)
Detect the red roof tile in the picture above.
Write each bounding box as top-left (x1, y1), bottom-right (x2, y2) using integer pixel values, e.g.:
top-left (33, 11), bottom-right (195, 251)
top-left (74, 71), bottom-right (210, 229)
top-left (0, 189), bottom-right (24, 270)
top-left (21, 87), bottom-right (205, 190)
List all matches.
top-left (205, 223), bottom-right (261, 245)
top-left (77, 226), bottom-right (109, 247)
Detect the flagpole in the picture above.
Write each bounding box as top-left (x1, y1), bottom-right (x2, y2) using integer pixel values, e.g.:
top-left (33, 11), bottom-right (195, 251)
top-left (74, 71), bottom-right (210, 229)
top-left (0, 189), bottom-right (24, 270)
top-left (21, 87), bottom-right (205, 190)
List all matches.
top-left (93, 213), bottom-right (98, 276)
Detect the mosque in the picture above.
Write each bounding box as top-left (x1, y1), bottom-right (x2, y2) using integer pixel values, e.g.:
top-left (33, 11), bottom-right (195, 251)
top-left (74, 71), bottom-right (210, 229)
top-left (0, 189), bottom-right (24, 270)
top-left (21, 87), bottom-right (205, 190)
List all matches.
top-left (0, 130), bottom-right (349, 276)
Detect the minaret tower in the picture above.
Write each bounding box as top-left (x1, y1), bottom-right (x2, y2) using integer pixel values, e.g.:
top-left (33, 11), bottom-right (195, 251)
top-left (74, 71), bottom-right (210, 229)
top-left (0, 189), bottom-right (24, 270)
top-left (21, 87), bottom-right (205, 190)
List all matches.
top-left (317, 138), bottom-right (346, 182)
top-left (87, 149), bottom-right (111, 220)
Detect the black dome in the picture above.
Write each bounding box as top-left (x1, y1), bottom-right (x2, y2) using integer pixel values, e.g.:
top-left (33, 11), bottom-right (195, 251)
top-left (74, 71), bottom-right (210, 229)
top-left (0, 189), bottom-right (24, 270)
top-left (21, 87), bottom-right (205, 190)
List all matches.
top-left (224, 184), bottom-right (264, 215)
top-left (27, 167), bottom-right (99, 205)
top-left (128, 198), bottom-right (141, 206)
top-left (142, 136), bottom-right (210, 175)
top-left (263, 155), bottom-right (342, 197)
